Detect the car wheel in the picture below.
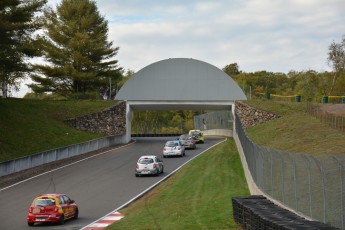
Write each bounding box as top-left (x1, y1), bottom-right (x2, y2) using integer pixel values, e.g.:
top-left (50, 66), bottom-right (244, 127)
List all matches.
top-left (27, 222), bottom-right (34, 226)
top-left (135, 174), bottom-right (139, 177)
top-left (74, 209), bottom-right (79, 219)
top-left (163, 155), bottom-right (166, 158)
top-left (58, 215), bottom-right (65, 225)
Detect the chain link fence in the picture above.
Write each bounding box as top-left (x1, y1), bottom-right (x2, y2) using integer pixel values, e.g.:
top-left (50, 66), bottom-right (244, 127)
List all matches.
top-left (193, 110), bottom-right (233, 131)
top-left (235, 112), bottom-right (345, 229)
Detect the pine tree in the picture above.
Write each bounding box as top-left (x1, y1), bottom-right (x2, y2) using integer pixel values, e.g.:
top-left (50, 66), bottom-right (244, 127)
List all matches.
top-left (30, 0), bottom-right (121, 98)
top-left (0, 0), bottom-right (46, 98)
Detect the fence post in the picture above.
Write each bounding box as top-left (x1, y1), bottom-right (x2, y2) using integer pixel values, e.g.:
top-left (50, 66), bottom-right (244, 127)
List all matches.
top-left (270, 150), bottom-right (274, 197)
top-left (292, 155), bottom-right (298, 211)
top-left (281, 152), bottom-right (285, 203)
top-left (333, 156), bottom-right (344, 230)
top-left (303, 155), bottom-right (313, 217)
top-left (314, 157), bottom-right (326, 223)
top-left (258, 150), bottom-right (265, 191)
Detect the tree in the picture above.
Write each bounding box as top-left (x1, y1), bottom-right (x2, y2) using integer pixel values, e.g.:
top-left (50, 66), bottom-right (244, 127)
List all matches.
top-left (295, 70), bottom-right (322, 102)
top-left (0, 0), bottom-right (47, 98)
top-left (30, 0), bottom-right (121, 98)
top-left (222, 63), bottom-right (240, 77)
top-left (327, 35), bottom-right (345, 95)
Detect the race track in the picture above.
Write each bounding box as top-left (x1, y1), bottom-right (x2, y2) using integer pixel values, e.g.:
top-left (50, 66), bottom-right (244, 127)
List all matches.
top-left (0, 136), bottom-right (224, 230)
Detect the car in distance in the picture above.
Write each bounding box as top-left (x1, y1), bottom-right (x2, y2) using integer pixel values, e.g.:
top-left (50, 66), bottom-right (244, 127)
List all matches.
top-left (135, 155), bottom-right (164, 177)
top-left (178, 134), bottom-right (196, 149)
top-left (188, 129), bottom-right (205, 143)
top-left (163, 140), bottom-right (185, 157)
top-left (27, 193), bottom-right (78, 226)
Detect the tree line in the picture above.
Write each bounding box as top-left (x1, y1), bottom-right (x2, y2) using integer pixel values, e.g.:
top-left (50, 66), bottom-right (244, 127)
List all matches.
top-left (0, 1), bottom-right (344, 102)
top-left (0, 0), bottom-right (121, 99)
top-left (223, 36), bottom-right (345, 102)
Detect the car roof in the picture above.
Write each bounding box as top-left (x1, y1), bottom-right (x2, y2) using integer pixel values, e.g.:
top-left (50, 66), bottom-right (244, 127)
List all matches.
top-left (165, 140), bottom-right (179, 143)
top-left (139, 155), bottom-right (157, 159)
top-left (38, 194), bottom-right (64, 197)
top-left (35, 194), bottom-right (65, 199)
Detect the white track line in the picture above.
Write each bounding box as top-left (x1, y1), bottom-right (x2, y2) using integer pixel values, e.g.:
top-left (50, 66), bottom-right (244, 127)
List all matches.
top-left (0, 140), bottom-right (136, 192)
top-left (80, 138), bottom-right (227, 230)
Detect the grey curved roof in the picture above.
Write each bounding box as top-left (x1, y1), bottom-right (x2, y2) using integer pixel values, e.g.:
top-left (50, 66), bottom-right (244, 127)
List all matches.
top-left (115, 58), bottom-right (246, 101)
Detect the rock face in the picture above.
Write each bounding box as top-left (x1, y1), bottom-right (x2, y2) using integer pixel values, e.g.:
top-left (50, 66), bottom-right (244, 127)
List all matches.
top-left (63, 101), bottom-right (278, 135)
top-left (64, 102), bottom-right (126, 135)
top-left (235, 101), bottom-right (280, 128)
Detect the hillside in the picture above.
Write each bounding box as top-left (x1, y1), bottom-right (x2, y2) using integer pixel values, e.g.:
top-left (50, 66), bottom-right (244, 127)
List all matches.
top-left (243, 100), bottom-right (345, 156)
top-left (1, 99), bottom-right (344, 163)
top-left (0, 99), bottom-right (117, 162)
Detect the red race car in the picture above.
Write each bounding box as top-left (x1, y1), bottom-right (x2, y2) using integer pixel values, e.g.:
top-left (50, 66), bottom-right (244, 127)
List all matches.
top-left (27, 193), bottom-right (78, 226)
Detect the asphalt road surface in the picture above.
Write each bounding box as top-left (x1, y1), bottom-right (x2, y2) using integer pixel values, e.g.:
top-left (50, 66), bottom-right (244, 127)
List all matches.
top-left (0, 136), bottom-right (224, 230)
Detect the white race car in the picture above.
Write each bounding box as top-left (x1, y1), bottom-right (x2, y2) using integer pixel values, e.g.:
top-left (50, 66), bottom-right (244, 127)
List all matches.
top-left (163, 140), bottom-right (185, 157)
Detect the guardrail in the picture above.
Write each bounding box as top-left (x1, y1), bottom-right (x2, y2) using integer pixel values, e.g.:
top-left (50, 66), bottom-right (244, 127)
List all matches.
top-left (131, 134), bottom-right (182, 137)
top-left (0, 134), bottom-right (126, 177)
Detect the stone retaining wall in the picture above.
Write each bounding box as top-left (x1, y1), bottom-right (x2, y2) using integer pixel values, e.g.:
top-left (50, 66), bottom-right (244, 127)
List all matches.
top-left (64, 101), bottom-right (126, 135)
top-left (63, 101), bottom-right (278, 136)
top-left (235, 101), bottom-right (280, 128)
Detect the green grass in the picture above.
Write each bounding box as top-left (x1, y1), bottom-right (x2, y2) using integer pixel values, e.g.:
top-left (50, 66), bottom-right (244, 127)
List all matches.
top-left (107, 139), bottom-right (249, 230)
top-left (0, 98), bottom-right (117, 162)
top-left (244, 100), bottom-right (345, 155)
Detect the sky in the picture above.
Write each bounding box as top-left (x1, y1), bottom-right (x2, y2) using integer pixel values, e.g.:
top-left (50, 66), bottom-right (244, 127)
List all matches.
top-left (14, 0), bottom-right (345, 97)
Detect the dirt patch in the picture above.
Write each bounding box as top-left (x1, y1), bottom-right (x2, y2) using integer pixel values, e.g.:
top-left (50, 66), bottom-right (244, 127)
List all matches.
top-left (320, 104), bottom-right (345, 116)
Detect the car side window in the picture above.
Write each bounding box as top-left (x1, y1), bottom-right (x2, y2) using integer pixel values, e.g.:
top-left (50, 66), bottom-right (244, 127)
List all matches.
top-left (63, 195), bottom-right (71, 204)
top-left (59, 197), bottom-right (65, 204)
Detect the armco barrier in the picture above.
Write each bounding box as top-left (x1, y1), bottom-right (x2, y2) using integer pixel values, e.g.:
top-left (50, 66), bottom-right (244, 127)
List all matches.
top-left (203, 129), bottom-right (233, 137)
top-left (0, 134), bottom-right (126, 177)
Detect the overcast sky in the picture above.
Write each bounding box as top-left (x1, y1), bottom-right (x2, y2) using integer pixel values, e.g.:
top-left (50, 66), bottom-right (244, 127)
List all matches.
top-left (15, 0), bottom-right (345, 97)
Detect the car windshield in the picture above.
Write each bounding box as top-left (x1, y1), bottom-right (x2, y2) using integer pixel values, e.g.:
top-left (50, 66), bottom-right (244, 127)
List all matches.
top-left (34, 198), bottom-right (55, 207)
top-left (192, 132), bottom-right (201, 136)
top-left (166, 142), bottom-right (177, 147)
top-left (179, 135), bottom-right (187, 140)
top-left (139, 158), bottom-right (154, 164)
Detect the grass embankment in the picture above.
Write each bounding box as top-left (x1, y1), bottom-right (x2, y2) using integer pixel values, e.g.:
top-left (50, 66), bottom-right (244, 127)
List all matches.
top-left (107, 139), bottom-right (250, 230)
top-left (0, 98), bottom-right (116, 162)
top-left (244, 100), bottom-right (345, 155)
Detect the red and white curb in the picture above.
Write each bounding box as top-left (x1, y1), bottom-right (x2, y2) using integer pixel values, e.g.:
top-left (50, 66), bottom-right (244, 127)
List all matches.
top-left (81, 140), bottom-right (225, 230)
top-left (83, 211), bottom-right (124, 230)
